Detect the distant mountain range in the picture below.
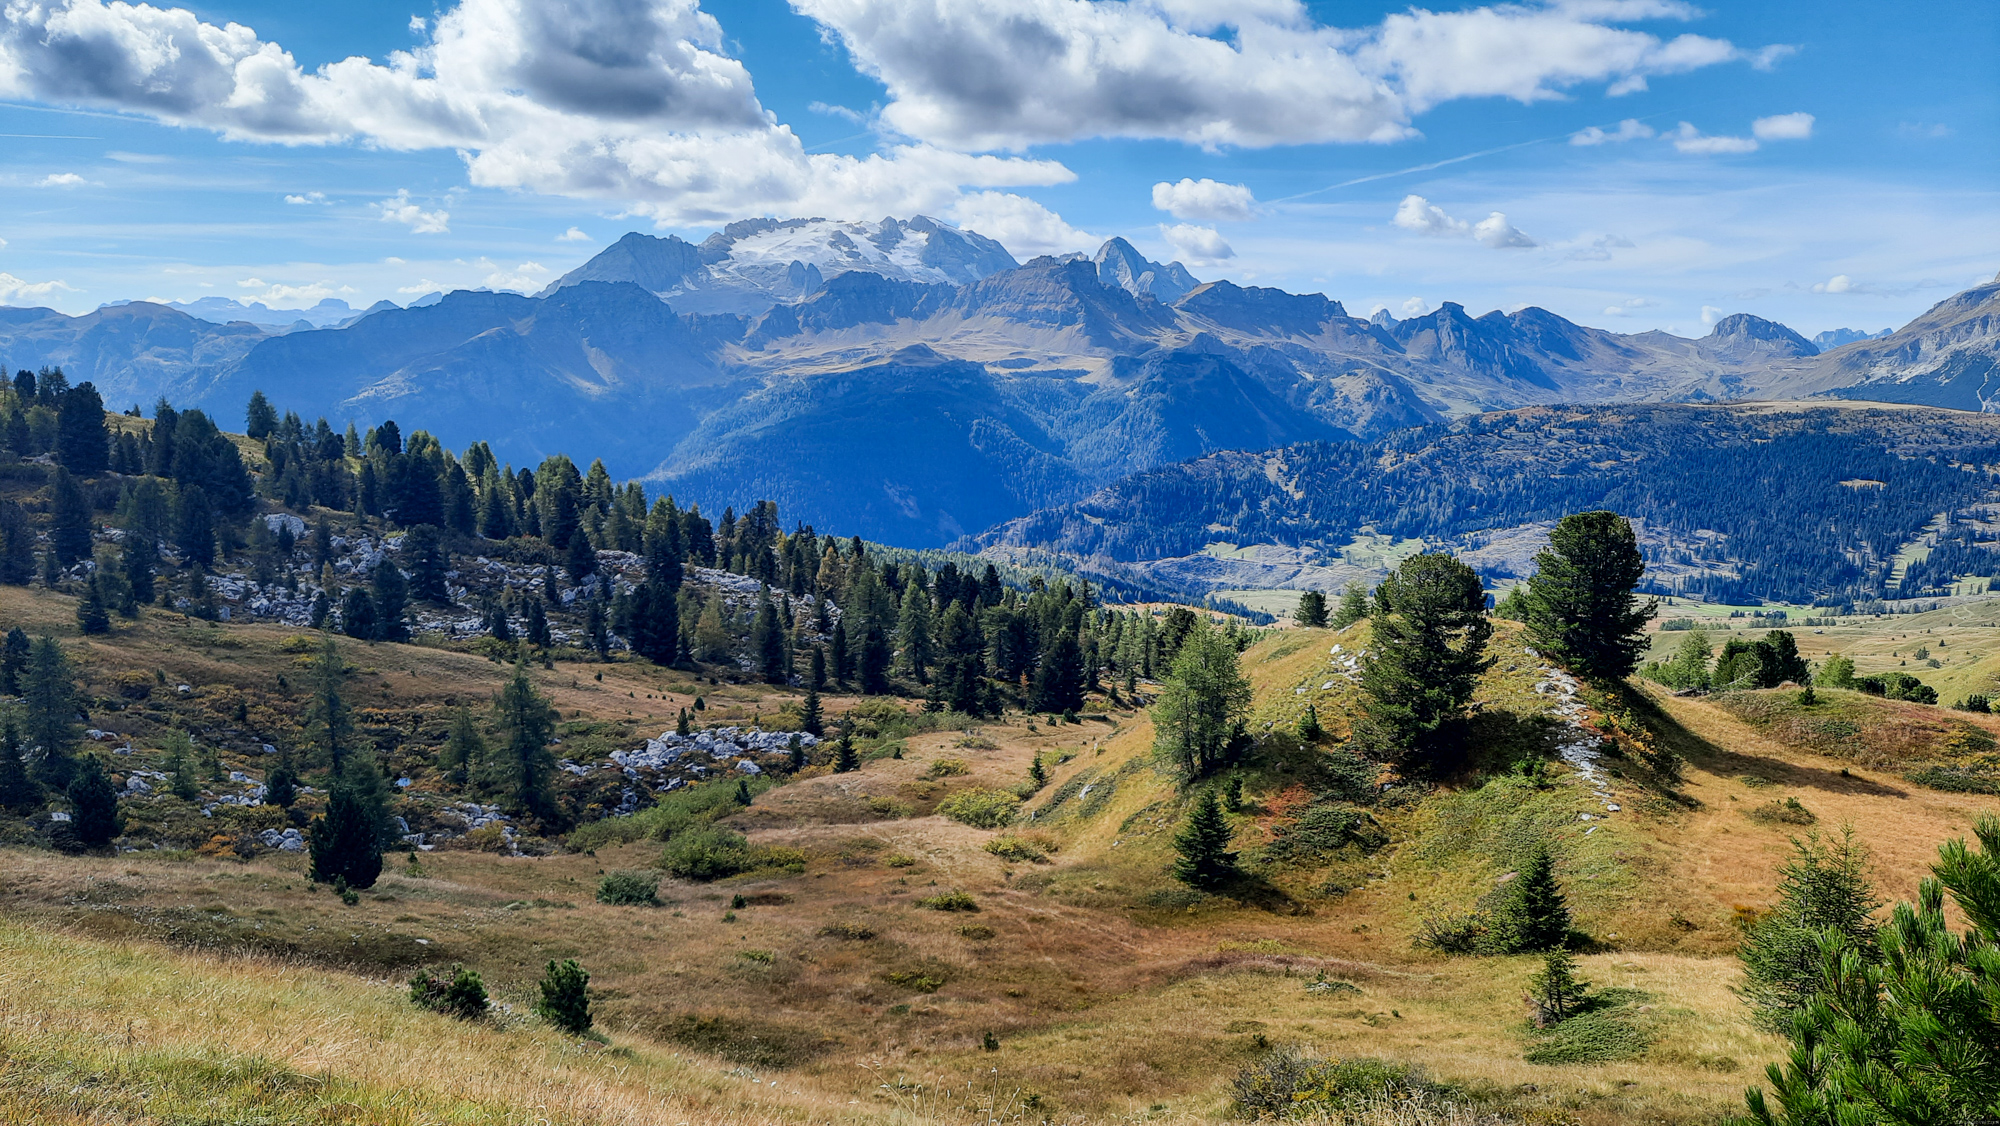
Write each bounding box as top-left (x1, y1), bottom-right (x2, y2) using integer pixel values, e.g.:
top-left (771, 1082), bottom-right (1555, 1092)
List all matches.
top-left (2, 215), bottom-right (1997, 549)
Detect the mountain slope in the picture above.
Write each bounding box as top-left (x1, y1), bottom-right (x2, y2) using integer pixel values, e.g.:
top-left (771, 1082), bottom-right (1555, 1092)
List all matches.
top-left (0, 302), bottom-right (268, 407)
top-left (1757, 276), bottom-right (2000, 408)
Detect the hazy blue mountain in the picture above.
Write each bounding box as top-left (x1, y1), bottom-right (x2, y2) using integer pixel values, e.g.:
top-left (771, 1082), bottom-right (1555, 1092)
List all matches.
top-left (1813, 326), bottom-right (1894, 350)
top-left (0, 301), bottom-right (267, 408)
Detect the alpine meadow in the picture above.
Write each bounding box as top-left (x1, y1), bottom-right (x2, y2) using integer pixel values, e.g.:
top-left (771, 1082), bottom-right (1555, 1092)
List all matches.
top-left (0, 1), bottom-right (1996, 1124)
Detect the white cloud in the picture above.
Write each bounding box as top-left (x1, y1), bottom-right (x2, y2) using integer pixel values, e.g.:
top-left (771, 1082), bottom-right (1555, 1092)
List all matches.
top-left (792, 0), bottom-right (1769, 150)
top-left (1751, 112), bottom-right (1814, 140)
top-left (1565, 233), bottom-right (1635, 260)
top-left (38, 172), bottom-right (86, 187)
top-left (104, 151), bottom-right (169, 162)
top-left (1700, 304), bottom-right (1723, 325)
top-left (1159, 223), bottom-right (1234, 264)
top-left (1668, 121), bottom-right (1758, 154)
top-left (1601, 296), bottom-right (1656, 315)
top-left (1812, 274), bottom-right (1855, 294)
top-left (557, 226), bottom-right (592, 241)
top-left (1473, 212), bottom-right (1536, 249)
top-left (409, 15), bottom-right (427, 33)
top-left (945, 191), bottom-right (1097, 256)
top-left (1151, 178), bottom-right (1256, 222)
top-left (1398, 297), bottom-right (1430, 317)
top-left (483, 259), bottom-right (550, 291)
top-left (1393, 194), bottom-right (1467, 236)
top-left (1569, 118), bottom-right (1654, 145)
top-left (0, 0), bottom-right (1076, 229)
top-left (377, 189), bottom-right (451, 234)
top-left (808, 100), bottom-right (866, 124)
top-left (284, 191), bottom-right (328, 205)
top-left (248, 282), bottom-right (339, 307)
top-left (236, 277), bottom-right (265, 288)
top-left (397, 279), bottom-right (443, 294)
top-left (1394, 195), bottom-right (1534, 248)
top-left (0, 272), bottom-right (76, 301)
top-left (0, 236), bottom-right (7, 250)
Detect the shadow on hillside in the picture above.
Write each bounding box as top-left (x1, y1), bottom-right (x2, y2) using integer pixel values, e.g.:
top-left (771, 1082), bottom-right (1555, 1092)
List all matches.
top-left (1217, 872), bottom-right (1311, 916)
top-left (1629, 690), bottom-right (1910, 799)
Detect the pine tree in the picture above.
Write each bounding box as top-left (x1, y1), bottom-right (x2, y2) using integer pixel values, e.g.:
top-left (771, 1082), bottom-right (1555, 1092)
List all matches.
top-left (896, 582), bottom-right (934, 683)
top-left (75, 577), bottom-right (110, 634)
top-left (0, 720), bottom-right (39, 811)
top-left (800, 685), bottom-right (823, 736)
top-left (584, 597), bottom-right (609, 659)
top-left (734, 777), bottom-right (752, 805)
top-left (438, 708), bottom-right (485, 791)
top-left (525, 597), bottom-right (551, 647)
top-left (402, 524), bottom-right (450, 604)
top-left (1030, 631), bottom-right (1087, 715)
top-left (1523, 511), bottom-right (1657, 682)
top-left (54, 381), bottom-right (109, 475)
top-left (22, 636), bottom-right (79, 790)
top-left (372, 558), bottom-right (410, 642)
top-left (173, 483), bottom-right (214, 570)
top-left (1171, 787), bottom-right (1237, 888)
top-left (787, 733), bottom-right (806, 772)
top-left (265, 752), bottom-right (297, 809)
top-left (0, 627), bottom-right (27, 694)
top-left (494, 661), bottom-right (559, 825)
top-left (0, 500), bottom-right (36, 584)
top-left (534, 958), bottom-right (592, 1034)
top-left (1296, 704), bottom-right (1324, 743)
top-left (675, 708), bottom-right (691, 737)
top-left (1150, 624), bottom-right (1253, 782)
top-left (1737, 828), bottom-right (1879, 1025)
top-left (1493, 842), bottom-right (1571, 953)
top-left (1294, 590), bottom-right (1330, 628)
top-left (310, 768), bottom-right (386, 889)
top-left (1358, 553), bottom-right (1492, 772)
top-left (67, 754), bottom-right (122, 848)
top-left (754, 595), bottom-right (787, 683)
top-left (1028, 753), bottom-right (1047, 790)
top-left (244, 390), bottom-right (278, 439)
top-left (340, 587), bottom-right (376, 640)
top-left (1530, 948), bottom-right (1590, 1026)
top-left (830, 621), bottom-right (851, 685)
top-left (1330, 585), bottom-right (1369, 629)
top-left (162, 729), bottom-right (200, 801)
top-left (121, 532), bottom-right (156, 606)
top-left (305, 639), bottom-right (354, 774)
top-left (565, 530), bottom-right (596, 583)
top-left (48, 466), bottom-right (92, 566)
top-left (833, 728), bottom-right (858, 773)
top-left (809, 645), bottom-right (826, 692)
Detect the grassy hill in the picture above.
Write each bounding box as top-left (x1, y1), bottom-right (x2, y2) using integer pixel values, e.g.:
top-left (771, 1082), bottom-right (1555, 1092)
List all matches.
top-left (2, 573), bottom-right (1995, 1124)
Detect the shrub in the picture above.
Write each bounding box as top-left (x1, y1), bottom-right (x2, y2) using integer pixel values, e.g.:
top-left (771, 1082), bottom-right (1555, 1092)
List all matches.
top-left (409, 965), bottom-right (489, 1019)
top-left (1259, 802), bottom-right (1385, 867)
top-left (1231, 1048), bottom-right (1446, 1119)
top-left (596, 871), bottom-right (660, 905)
top-left (1522, 1001), bottom-right (1652, 1064)
top-left (1414, 910), bottom-right (1491, 955)
top-left (882, 968), bottom-right (946, 992)
top-left (566, 778), bottom-right (757, 852)
top-left (916, 889), bottom-right (978, 911)
top-left (1747, 797), bottom-right (1816, 825)
top-left (983, 835), bottom-right (1048, 863)
top-left (1905, 766), bottom-right (2000, 795)
top-left (956, 923), bottom-right (996, 939)
top-left (884, 852), bottom-right (917, 868)
top-left (923, 757), bottom-right (969, 779)
top-left (816, 922), bottom-right (875, 940)
top-left (936, 788), bottom-right (1020, 829)
top-left (534, 958), bottom-right (592, 1034)
top-left (662, 826), bottom-right (752, 881)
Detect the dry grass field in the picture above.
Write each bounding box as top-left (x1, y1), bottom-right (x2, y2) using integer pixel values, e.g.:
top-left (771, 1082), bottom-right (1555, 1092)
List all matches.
top-left (1, 581), bottom-right (1993, 1124)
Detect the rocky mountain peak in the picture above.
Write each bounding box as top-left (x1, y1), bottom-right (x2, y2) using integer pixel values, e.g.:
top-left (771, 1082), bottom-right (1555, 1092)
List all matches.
top-left (1701, 313), bottom-right (1818, 359)
top-left (1093, 238), bottom-right (1198, 304)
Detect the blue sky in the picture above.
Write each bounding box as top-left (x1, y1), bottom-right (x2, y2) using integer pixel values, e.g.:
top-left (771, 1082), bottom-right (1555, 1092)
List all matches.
top-left (0, 0), bottom-right (1993, 337)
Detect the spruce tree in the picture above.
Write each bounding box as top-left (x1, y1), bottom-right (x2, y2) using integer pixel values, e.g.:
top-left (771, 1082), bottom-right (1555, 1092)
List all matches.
top-left (22, 636), bottom-right (79, 789)
top-left (1358, 553), bottom-right (1492, 772)
top-left (809, 645), bottom-right (826, 692)
top-left (1494, 842), bottom-right (1571, 953)
top-left (402, 524), bottom-right (450, 604)
top-left (372, 558), bottom-right (410, 642)
top-left (0, 720), bottom-right (39, 811)
top-left (75, 577), bottom-right (111, 634)
top-left (1030, 631), bottom-right (1087, 715)
top-left (1530, 948), bottom-right (1589, 1025)
top-left (1737, 828), bottom-right (1879, 1025)
top-left (123, 532), bottom-right (157, 607)
top-left (787, 733), bottom-right (806, 772)
top-left (0, 627), bottom-right (27, 694)
top-left (1294, 590), bottom-right (1330, 628)
top-left (833, 728), bottom-right (858, 773)
top-left (310, 769), bottom-right (386, 889)
top-left (162, 730), bottom-right (200, 801)
top-left (1522, 511), bottom-right (1657, 682)
top-left (244, 390), bottom-right (278, 440)
top-left (1330, 585), bottom-right (1369, 629)
top-left (305, 639), bottom-right (355, 773)
top-left (1171, 787), bottom-right (1237, 888)
top-left (830, 621), bottom-right (851, 684)
top-left (0, 500), bottom-right (36, 584)
top-left (534, 958), bottom-right (592, 1034)
top-left (584, 597), bottom-right (609, 659)
top-left (525, 597), bottom-right (551, 647)
top-left (174, 483), bottom-right (215, 570)
top-left (54, 381), bottom-right (108, 475)
top-left (494, 661), bottom-right (559, 825)
top-left (67, 754), bottom-right (122, 848)
top-left (896, 582), bottom-right (934, 683)
top-left (264, 752), bottom-right (297, 809)
top-left (48, 466), bottom-right (93, 566)
top-left (800, 684), bottom-right (823, 736)
top-left (565, 530), bottom-right (595, 583)
top-left (1296, 704), bottom-right (1324, 743)
top-left (438, 708), bottom-right (485, 791)
top-left (341, 587), bottom-right (376, 640)
top-left (754, 595), bottom-right (787, 683)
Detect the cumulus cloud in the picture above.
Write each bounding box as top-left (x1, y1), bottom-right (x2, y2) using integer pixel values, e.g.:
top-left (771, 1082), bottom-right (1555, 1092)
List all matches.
top-left (1151, 178), bottom-right (1256, 222)
top-left (945, 191), bottom-right (1097, 255)
top-left (1668, 121), bottom-right (1758, 154)
top-left (791, 0), bottom-right (1770, 150)
top-left (557, 226), bottom-right (592, 241)
top-left (1812, 274), bottom-right (1855, 294)
top-left (1752, 111), bottom-right (1813, 140)
top-left (398, 279), bottom-right (443, 294)
top-left (0, 272), bottom-right (76, 301)
top-left (0, 0), bottom-right (1074, 229)
top-left (1393, 195), bottom-right (1534, 248)
top-left (1393, 195), bottom-right (1468, 236)
top-left (1569, 118), bottom-right (1654, 145)
top-left (1565, 233), bottom-right (1635, 261)
top-left (1159, 223), bottom-right (1234, 264)
top-left (38, 172), bottom-right (86, 187)
top-left (376, 189), bottom-right (451, 234)
top-left (1473, 212), bottom-right (1536, 248)
top-left (284, 191), bottom-right (328, 204)
top-left (1399, 297), bottom-right (1430, 317)
top-left (1701, 304), bottom-right (1723, 325)
top-left (1601, 296), bottom-right (1656, 315)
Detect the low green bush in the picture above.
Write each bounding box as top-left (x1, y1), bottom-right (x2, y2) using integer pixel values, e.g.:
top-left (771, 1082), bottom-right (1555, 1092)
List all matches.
top-left (596, 871), bottom-right (660, 906)
top-left (916, 889), bottom-right (978, 911)
top-left (937, 788), bottom-right (1020, 829)
top-left (1231, 1048), bottom-right (1448, 1119)
top-left (662, 827), bottom-right (752, 881)
top-left (409, 965), bottom-right (488, 1020)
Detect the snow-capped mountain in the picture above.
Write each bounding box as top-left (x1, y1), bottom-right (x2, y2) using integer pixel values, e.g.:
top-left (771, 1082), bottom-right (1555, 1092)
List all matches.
top-left (539, 215), bottom-right (1021, 315)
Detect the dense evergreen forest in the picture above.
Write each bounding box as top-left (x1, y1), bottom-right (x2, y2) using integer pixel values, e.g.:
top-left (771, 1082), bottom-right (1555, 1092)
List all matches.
top-left (0, 368), bottom-right (1252, 731)
top-left (981, 404), bottom-right (2000, 605)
